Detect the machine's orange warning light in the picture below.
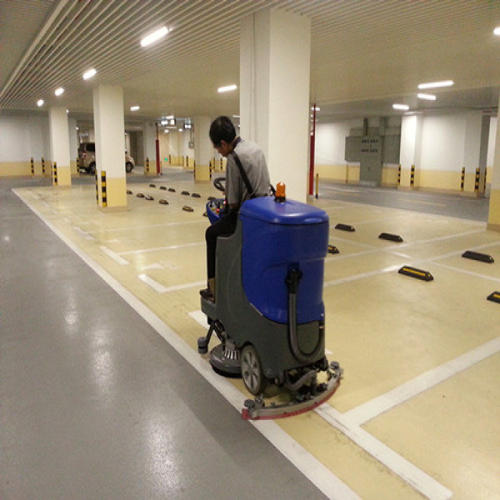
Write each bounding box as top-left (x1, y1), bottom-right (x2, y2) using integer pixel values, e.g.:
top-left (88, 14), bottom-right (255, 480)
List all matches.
top-left (275, 182), bottom-right (286, 202)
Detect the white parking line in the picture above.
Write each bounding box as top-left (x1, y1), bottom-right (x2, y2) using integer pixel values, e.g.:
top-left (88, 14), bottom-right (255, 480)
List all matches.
top-left (432, 262), bottom-right (500, 283)
top-left (138, 273), bottom-right (169, 293)
top-left (73, 225), bottom-right (95, 240)
top-left (119, 241), bottom-right (204, 256)
top-left (189, 310), bottom-right (209, 328)
top-left (99, 245), bottom-right (129, 265)
top-left (315, 406), bottom-right (452, 500)
top-left (343, 337), bottom-right (500, 426)
top-left (324, 265), bottom-right (401, 287)
top-left (95, 219), bottom-right (206, 233)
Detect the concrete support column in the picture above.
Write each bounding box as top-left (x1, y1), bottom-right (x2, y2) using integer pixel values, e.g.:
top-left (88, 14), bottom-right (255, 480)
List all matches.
top-left (240, 8), bottom-right (311, 202)
top-left (194, 116), bottom-right (211, 181)
top-left (399, 114), bottom-right (423, 189)
top-left (488, 95), bottom-right (500, 231)
top-left (68, 117), bottom-right (79, 175)
top-left (463, 112), bottom-right (486, 195)
top-left (477, 114), bottom-right (490, 196)
top-left (143, 121), bottom-right (157, 175)
top-left (93, 84), bottom-right (126, 209)
top-left (48, 107), bottom-right (71, 186)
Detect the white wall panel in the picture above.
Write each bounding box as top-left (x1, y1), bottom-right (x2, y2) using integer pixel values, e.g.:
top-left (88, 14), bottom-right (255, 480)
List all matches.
top-left (420, 114), bottom-right (465, 172)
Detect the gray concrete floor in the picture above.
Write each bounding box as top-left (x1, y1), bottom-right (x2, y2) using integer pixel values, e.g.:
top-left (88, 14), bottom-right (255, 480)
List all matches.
top-left (319, 180), bottom-right (490, 221)
top-left (0, 177), bottom-right (325, 500)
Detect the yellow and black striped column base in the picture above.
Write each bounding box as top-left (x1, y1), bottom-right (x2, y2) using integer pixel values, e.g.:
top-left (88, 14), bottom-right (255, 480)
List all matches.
top-left (96, 171), bottom-right (127, 209)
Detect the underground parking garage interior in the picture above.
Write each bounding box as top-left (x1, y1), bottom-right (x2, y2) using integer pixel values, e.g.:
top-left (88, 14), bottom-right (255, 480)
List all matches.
top-left (1, 0), bottom-right (500, 498)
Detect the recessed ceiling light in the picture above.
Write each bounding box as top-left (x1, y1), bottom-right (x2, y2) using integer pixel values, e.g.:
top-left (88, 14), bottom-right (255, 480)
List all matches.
top-left (417, 93), bottom-right (437, 101)
top-left (493, 26), bottom-right (500, 36)
top-left (418, 80), bottom-right (454, 89)
top-left (66, 109), bottom-right (69, 113)
top-left (140, 26), bottom-right (169, 47)
top-left (218, 84), bottom-right (237, 93)
top-left (36, 99), bottom-right (44, 107)
top-left (130, 105), bottom-right (140, 111)
top-left (393, 104), bottom-right (410, 111)
top-left (83, 68), bottom-right (97, 80)
top-left (164, 129), bottom-right (169, 134)
top-left (54, 87), bottom-right (64, 96)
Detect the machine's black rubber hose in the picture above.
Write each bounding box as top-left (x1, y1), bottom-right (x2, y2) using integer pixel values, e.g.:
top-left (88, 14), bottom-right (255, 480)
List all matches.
top-left (286, 269), bottom-right (324, 363)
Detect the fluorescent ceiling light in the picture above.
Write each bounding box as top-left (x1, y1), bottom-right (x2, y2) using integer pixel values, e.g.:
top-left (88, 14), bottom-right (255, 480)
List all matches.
top-left (140, 26), bottom-right (168, 47)
top-left (165, 115), bottom-right (174, 119)
top-left (54, 87), bottom-right (64, 96)
top-left (417, 93), bottom-right (436, 101)
top-left (83, 68), bottom-right (97, 80)
top-left (232, 114), bottom-right (240, 118)
top-left (418, 80), bottom-right (454, 89)
top-left (36, 99), bottom-right (44, 107)
top-left (160, 120), bottom-right (168, 125)
top-left (311, 106), bottom-right (320, 111)
top-left (66, 109), bottom-right (69, 113)
top-left (393, 104), bottom-right (410, 111)
top-left (130, 105), bottom-right (140, 111)
top-left (169, 119), bottom-right (175, 125)
top-left (494, 26), bottom-right (500, 36)
top-left (185, 123), bottom-right (191, 129)
top-left (218, 84), bottom-right (237, 93)
top-left (164, 129), bottom-right (169, 134)
top-left (178, 128), bottom-right (183, 132)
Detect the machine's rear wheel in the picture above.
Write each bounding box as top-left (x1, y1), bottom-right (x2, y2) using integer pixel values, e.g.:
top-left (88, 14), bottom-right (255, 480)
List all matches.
top-left (241, 345), bottom-right (266, 395)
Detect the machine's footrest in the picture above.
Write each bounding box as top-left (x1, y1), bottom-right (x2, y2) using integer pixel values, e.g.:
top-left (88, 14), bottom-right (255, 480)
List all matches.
top-left (201, 295), bottom-right (217, 321)
top-left (241, 362), bottom-right (342, 420)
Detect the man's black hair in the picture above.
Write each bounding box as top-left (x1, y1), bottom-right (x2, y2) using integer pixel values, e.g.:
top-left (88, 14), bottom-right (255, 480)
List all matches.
top-left (209, 116), bottom-right (236, 146)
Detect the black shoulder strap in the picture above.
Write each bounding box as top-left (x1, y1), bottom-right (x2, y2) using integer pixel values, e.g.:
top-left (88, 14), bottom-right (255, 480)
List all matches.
top-left (231, 149), bottom-right (256, 199)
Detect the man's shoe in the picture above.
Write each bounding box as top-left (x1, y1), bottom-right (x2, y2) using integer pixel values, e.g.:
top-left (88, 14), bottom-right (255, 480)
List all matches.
top-left (199, 288), bottom-right (214, 302)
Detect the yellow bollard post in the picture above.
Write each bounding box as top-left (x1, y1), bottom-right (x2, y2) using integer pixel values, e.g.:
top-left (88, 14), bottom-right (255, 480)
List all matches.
top-left (460, 167), bottom-right (465, 191)
top-left (410, 165), bottom-right (415, 188)
top-left (474, 167), bottom-right (480, 192)
top-left (30, 157), bottom-right (34, 176)
top-left (397, 164), bottom-right (401, 185)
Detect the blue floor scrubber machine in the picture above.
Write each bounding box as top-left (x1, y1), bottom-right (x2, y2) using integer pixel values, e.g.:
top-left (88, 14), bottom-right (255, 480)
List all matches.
top-left (198, 181), bottom-right (342, 419)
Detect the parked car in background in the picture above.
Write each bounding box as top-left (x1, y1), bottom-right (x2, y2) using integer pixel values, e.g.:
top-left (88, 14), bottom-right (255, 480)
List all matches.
top-left (78, 142), bottom-right (135, 174)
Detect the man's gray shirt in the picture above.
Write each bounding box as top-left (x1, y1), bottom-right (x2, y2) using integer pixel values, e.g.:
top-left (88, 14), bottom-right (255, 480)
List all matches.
top-left (226, 139), bottom-right (270, 208)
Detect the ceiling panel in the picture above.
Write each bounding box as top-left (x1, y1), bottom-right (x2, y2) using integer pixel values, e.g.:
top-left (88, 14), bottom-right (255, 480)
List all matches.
top-left (1, 0), bottom-right (499, 119)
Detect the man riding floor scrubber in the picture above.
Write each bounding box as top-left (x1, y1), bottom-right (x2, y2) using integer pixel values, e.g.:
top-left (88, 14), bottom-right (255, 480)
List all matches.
top-left (198, 182), bottom-right (342, 420)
